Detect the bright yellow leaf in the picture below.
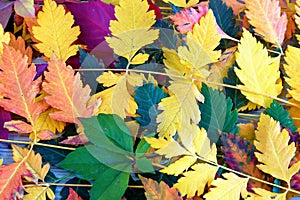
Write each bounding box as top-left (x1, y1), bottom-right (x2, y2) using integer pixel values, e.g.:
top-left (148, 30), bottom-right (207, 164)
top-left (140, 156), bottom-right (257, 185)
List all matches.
top-left (162, 0), bottom-right (198, 7)
top-left (160, 156), bottom-right (197, 176)
top-left (24, 186), bottom-right (55, 200)
top-left (235, 29), bottom-right (282, 108)
top-left (130, 53), bottom-right (149, 65)
top-left (248, 188), bottom-right (286, 200)
top-left (32, 0), bottom-right (80, 61)
top-left (95, 72), bottom-right (144, 118)
top-left (244, 0), bottom-right (288, 44)
top-left (0, 24), bottom-right (10, 54)
top-left (12, 145), bottom-right (50, 181)
top-left (284, 45), bottom-right (300, 102)
top-left (106, 0), bottom-right (159, 62)
top-left (203, 172), bottom-right (249, 200)
top-left (178, 10), bottom-right (221, 80)
top-left (254, 114), bottom-right (300, 183)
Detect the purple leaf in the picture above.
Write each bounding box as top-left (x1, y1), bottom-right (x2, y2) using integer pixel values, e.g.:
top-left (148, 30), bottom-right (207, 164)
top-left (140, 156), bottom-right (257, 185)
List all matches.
top-left (0, 1), bottom-right (13, 28)
top-left (0, 107), bottom-right (11, 139)
top-left (66, 0), bottom-right (115, 50)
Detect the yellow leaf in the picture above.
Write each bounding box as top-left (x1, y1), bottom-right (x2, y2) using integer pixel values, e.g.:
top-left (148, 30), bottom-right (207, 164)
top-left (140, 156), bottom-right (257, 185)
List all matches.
top-left (254, 114), bottom-right (300, 183)
top-left (130, 53), bottom-right (149, 64)
top-left (178, 10), bottom-right (221, 80)
top-left (96, 72), bottom-right (144, 118)
top-left (32, 0), bottom-right (80, 61)
top-left (288, 98), bottom-right (300, 132)
top-left (203, 172), bottom-right (248, 200)
top-left (0, 159), bottom-right (2, 166)
top-left (0, 24), bottom-right (10, 54)
top-left (162, 48), bottom-right (188, 76)
top-left (238, 101), bottom-right (261, 111)
top-left (106, 0), bottom-right (159, 62)
top-left (155, 138), bottom-right (191, 158)
top-left (101, 0), bottom-right (119, 5)
top-left (24, 186), bottom-right (55, 200)
top-left (235, 29), bottom-right (282, 108)
top-left (160, 156), bottom-right (197, 176)
top-left (12, 144), bottom-right (50, 181)
top-left (295, 0), bottom-right (300, 30)
top-left (244, 0), bottom-right (288, 44)
top-left (35, 108), bottom-right (66, 135)
top-left (284, 45), bottom-right (300, 102)
top-left (162, 0), bottom-right (198, 7)
top-left (237, 123), bottom-right (255, 142)
top-left (248, 188), bottom-right (286, 200)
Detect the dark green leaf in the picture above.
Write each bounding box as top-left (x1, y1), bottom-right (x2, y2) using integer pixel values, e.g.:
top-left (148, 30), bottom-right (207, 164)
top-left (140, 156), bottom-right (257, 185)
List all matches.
top-left (134, 83), bottom-right (167, 132)
top-left (90, 168), bottom-right (129, 200)
top-left (199, 84), bottom-right (238, 143)
top-left (209, 0), bottom-right (239, 37)
top-left (135, 138), bottom-right (150, 156)
top-left (136, 158), bottom-right (155, 174)
top-left (264, 100), bottom-right (297, 133)
top-left (223, 66), bottom-right (248, 109)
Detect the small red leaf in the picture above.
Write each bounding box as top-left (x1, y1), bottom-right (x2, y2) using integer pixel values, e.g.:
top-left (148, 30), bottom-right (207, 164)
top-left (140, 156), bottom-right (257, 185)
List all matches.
top-left (67, 188), bottom-right (83, 200)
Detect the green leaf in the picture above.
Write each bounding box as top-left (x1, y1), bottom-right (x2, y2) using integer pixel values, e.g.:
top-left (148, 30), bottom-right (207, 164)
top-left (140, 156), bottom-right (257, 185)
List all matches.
top-left (136, 138), bottom-right (151, 156)
top-left (209, 0), bottom-right (238, 37)
top-left (91, 168), bottom-right (129, 200)
top-left (58, 147), bottom-right (107, 180)
top-left (80, 114), bottom-right (134, 172)
top-left (199, 84), bottom-right (238, 143)
top-left (136, 157), bottom-right (155, 173)
top-left (223, 67), bottom-right (248, 109)
top-left (264, 100), bottom-right (297, 133)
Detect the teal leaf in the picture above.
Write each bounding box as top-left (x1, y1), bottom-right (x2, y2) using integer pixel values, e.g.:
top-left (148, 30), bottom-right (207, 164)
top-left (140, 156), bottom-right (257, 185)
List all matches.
top-left (135, 138), bottom-right (151, 156)
top-left (136, 157), bottom-right (155, 174)
top-left (264, 100), bottom-right (297, 133)
top-left (134, 83), bottom-right (167, 131)
top-left (223, 66), bottom-right (248, 109)
top-left (199, 84), bottom-right (238, 143)
top-left (209, 0), bottom-right (239, 37)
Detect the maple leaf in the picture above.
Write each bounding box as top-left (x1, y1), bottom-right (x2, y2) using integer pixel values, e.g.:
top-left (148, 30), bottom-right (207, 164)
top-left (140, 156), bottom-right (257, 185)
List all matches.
top-left (244, 0), bottom-right (288, 45)
top-left (43, 59), bottom-right (99, 125)
top-left (105, 0), bottom-right (159, 63)
top-left (95, 71), bottom-right (144, 118)
top-left (23, 186), bottom-right (55, 200)
top-left (254, 114), bottom-right (300, 183)
top-left (235, 29), bottom-right (282, 108)
top-left (8, 33), bottom-right (33, 64)
top-left (12, 144), bottom-right (50, 181)
top-left (203, 172), bottom-right (249, 199)
top-left (0, 24), bottom-right (10, 54)
top-left (0, 162), bottom-right (33, 200)
top-left (162, 0), bottom-right (198, 7)
top-left (67, 188), bottom-right (83, 200)
top-left (139, 176), bottom-right (182, 200)
top-left (284, 45), bottom-right (300, 102)
top-left (0, 45), bottom-right (47, 134)
top-left (32, 0), bottom-right (80, 61)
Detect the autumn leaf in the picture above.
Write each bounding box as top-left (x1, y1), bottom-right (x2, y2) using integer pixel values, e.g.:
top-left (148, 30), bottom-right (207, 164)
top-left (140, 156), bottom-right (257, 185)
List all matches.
top-left (105, 0), bottom-right (159, 63)
top-left (139, 176), bottom-right (182, 200)
top-left (43, 59), bottom-right (99, 125)
top-left (235, 29), bottom-right (282, 108)
top-left (244, 0), bottom-right (287, 45)
top-left (32, 0), bottom-right (80, 61)
top-left (0, 45), bottom-right (47, 134)
top-left (248, 188), bottom-right (286, 200)
top-left (67, 188), bottom-right (83, 200)
top-left (0, 24), bottom-right (10, 54)
top-left (14, 0), bottom-right (35, 18)
top-left (203, 173), bottom-right (248, 200)
top-left (254, 114), bottom-right (300, 183)
top-left (95, 71), bottom-right (144, 118)
top-left (162, 0), bottom-right (198, 7)
top-left (222, 0), bottom-right (245, 15)
top-left (12, 144), bottom-right (50, 181)
top-left (0, 162), bottom-right (33, 200)
top-left (23, 186), bottom-right (55, 200)
top-left (284, 45), bottom-right (300, 102)
top-left (8, 33), bottom-right (33, 64)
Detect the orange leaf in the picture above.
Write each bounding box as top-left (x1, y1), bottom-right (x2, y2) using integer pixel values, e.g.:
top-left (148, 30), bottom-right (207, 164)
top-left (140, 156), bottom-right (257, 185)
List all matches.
top-left (223, 0), bottom-right (245, 15)
top-left (67, 188), bottom-right (83, 200)
top-left (60, 133), bottom-right (89, 145)
top-left (0, 162), bottom-right (33, 200)
top-left (244, 0), bottom-right (288, 44)
top-left (139, 176), bottom-right (182, 200)
top-left (4, 120), bottom-right (33, 134)
top-left (0, 45), bottom-right (47, 131)
top-left (8, 33), bottom-right (33, 64)
top-left (43, 59), bottom-right (99, 124)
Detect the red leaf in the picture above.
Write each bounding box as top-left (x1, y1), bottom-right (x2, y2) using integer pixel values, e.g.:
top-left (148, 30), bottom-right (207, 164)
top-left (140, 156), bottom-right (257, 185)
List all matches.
top-left (4, 120), bottom-right (33, 134)
top-left (67, 188), bottom-right (83, 200)
top-left (0, 162), bottom-right (33, 200)
top-left (0, 45), bottom-right (47, 129)
top-left (139, 176), bottom-right (182, 200)
top-left (60, 133), bottom-right (89, 145)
